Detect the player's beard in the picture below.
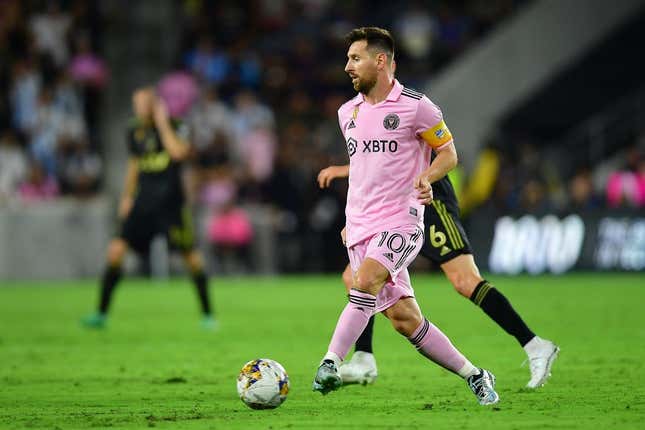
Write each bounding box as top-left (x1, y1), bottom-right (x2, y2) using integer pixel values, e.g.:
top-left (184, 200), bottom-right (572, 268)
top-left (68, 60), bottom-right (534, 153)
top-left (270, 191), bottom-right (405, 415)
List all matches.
top-left (354, 71), bottom-right (377, 95)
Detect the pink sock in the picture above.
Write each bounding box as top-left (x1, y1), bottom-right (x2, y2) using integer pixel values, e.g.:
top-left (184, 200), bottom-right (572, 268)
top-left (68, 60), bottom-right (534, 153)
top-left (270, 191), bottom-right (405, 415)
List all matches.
top-left (328, 289), bottom-right (376, 360)
top-left (408, 318), bottom-right (470, 375)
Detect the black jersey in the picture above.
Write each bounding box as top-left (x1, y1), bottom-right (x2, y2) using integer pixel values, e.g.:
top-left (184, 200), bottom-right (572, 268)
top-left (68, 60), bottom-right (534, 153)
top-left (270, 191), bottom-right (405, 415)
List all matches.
top-left (127, 117), bottom-right (189, 213)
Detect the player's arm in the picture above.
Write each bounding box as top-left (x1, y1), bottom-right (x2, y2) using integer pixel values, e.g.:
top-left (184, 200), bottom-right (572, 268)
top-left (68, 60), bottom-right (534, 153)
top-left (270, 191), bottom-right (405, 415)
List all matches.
top-left (418, 140), bottom-right (458, 184)
top-left (415, 140), bottom-right (458, 205)
top-left (317, 164), bottom-right (349, 188)
top-left (413, 102), bottom-right (458, 204)
top-left (153, 98), bottom-right (190, 161)
top-left (118, 158), bottom-right (139, 219)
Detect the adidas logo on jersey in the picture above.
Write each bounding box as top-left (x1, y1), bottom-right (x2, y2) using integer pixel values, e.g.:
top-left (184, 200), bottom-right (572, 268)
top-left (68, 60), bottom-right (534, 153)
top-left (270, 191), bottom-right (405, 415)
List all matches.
top-left (348, 119), bottom-right (356, 129)
top-left (440, 246), bottom-right (451, 256)
top-left (383, 252), bottom-right (394, 262)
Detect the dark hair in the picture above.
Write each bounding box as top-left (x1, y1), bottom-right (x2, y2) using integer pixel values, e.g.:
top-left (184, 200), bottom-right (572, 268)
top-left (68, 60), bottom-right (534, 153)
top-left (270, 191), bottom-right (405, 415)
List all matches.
top-left (345, 27), bottom-right (394, 60)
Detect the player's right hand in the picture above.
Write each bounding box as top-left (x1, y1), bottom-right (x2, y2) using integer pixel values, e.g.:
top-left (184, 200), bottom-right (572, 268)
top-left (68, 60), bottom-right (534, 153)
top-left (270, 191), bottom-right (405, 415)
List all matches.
top-left (318, 166), bottom-right (337, 188)
top-left (340, 226), bottom-right (347, 246)
top-left (317, 165), bottom-right (349, 188)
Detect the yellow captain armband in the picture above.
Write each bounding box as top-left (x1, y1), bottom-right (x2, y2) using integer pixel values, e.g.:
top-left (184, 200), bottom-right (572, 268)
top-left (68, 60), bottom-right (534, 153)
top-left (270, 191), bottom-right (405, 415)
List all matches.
top-left (420, 120), bottom-right (453, 149)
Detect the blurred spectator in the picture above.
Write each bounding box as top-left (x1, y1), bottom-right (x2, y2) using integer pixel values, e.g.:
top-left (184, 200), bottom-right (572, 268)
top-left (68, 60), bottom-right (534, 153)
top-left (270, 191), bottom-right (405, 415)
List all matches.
top-left (189, 137), bottom-right (235, 206)
top-left (228, 40), bottom-right (262, 89)
top-left (198, 168), bottom-right (237, 209)
top-left (68, 34), bottom-right (108, 89)
top-left (184, 36), bottom-right (231, 86)
top-left (68, 33), bottom-right (107, 136)
top-left (520, 179), bottom-right (551, 213)
top-left (0, 130), bottom-right (28, 204)
top-left (29, 0), bottom-right (71, 68)
top-left (394, 1), bottom-right (438, 60)
top-left (207, 204), bottom-right (254, 274)
top-left (568, 167), bottom-right (602, 211)
top-left (10, 59), bottom-right (41, 133)
top-left (230, 90), bottom-right (276, 188)
top-left (606, 144), bottom-right (644, 208)
top-left (238, 125), bottom-right (277, 185)
top-left (188, 85), bottom-right (234, 158)
top-left (231, 90), bottom-right (275, 142)
top-left (207, 205), bottom-right (253, 248)
top-left (18, 160), bottom-right (59, 203)
top-left (29, 86), bottom-right (64, 176)
top-left (157, 70), bottom-right (199, 118)
top-left (195, 163), bottom-right (253, 274)
top-left (57, 139), bottom-right (102, 197)
top-left (53, 72), bottom-right (87, 141)
top-left (3, 1), bottom-right (105, 202)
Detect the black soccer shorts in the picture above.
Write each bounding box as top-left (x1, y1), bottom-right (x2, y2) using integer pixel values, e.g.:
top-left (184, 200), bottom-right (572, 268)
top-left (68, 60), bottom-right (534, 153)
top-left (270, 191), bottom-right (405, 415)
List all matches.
top-left (419, 199), bottom-right (473, 265)
top-left (118, 206), bottom-right (195, 254)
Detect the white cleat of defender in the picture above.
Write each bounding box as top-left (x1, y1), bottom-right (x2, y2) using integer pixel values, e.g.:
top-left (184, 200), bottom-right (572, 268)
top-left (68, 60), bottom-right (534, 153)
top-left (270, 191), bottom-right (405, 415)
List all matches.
top-left (339, 351), bottom-right (378, 385)
top-left (525, 337), bottom-right (560, 389)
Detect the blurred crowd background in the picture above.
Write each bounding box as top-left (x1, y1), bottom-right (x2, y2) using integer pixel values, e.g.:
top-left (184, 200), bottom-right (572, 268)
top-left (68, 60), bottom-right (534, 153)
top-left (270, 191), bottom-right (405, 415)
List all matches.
top-left (1, 0), bottom-right (643, 277)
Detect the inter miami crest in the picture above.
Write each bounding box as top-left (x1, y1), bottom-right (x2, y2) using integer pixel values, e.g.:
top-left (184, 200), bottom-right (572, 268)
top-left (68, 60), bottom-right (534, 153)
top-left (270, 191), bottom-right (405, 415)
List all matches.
top-left (383, 113), bottom-right (400, 130)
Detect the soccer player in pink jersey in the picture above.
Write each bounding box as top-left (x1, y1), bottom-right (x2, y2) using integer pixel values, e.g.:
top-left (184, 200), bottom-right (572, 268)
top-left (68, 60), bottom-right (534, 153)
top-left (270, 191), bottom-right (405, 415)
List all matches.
top-left (319, 163), bottom-right (560, 391)
top-left (312, 27), bottom-right (499, 405)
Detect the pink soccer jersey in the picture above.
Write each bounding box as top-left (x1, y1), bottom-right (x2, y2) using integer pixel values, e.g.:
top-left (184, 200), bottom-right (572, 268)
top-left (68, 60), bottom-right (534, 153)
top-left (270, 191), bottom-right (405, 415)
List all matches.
top-left (338, 79), bottom-right (453, 247)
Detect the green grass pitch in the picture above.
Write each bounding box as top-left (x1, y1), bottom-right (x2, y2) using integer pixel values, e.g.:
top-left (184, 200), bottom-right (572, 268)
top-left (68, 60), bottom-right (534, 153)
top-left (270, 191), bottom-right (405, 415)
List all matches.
top-left (1, 273), bottom-right (644, 429)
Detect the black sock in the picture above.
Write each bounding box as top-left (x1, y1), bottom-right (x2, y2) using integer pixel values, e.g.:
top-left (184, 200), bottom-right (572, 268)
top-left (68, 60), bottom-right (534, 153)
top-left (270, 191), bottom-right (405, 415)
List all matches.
top-left (191, 271), bottom-right (212, 316)
top-left (98, 265), bottom-right (122, 314)
top-left (355, 315), bottom-right (375, 353)
top-left (470, 280), bottom-right (535, 346)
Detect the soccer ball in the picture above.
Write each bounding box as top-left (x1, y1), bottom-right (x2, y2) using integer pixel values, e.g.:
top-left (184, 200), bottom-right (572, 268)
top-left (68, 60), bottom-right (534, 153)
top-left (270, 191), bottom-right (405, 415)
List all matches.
top-left (237, 358), bottom-right (290, 409)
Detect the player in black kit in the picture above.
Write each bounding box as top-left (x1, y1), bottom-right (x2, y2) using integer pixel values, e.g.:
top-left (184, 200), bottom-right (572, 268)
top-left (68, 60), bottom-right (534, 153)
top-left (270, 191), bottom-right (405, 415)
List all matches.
top-left (82, 88), bottom-right (215, 329)
top-left (318, 157), bottom-right (559, 388)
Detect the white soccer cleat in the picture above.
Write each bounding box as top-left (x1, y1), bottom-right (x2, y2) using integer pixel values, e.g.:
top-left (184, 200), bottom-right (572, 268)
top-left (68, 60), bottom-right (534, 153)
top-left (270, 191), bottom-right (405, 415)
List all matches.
top-left (525, 338), bottom-right (560, 389)
top-left (466, 369), bottom-right (499, 406)
top-left (466, 368), bottom-right (499, 405)
top-left (339, 351), bottom-right (378, 385)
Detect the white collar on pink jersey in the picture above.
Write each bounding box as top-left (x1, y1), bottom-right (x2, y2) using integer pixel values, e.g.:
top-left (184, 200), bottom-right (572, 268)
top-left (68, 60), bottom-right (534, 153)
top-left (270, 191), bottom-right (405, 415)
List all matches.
top-left (351, 79), bottom-right (404, 106)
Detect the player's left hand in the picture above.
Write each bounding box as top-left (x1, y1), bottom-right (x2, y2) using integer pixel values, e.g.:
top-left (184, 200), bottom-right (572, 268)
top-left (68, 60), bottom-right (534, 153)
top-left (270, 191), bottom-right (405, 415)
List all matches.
top-left (414, 174), bottom-right (433, 205)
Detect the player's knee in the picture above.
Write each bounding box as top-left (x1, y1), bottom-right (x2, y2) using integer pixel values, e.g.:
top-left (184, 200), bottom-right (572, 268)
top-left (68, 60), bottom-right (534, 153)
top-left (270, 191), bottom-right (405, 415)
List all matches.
top-left (107, 240), bottom-right (127, 266)
top-left (183, 250), bottom-right (203, 272)
top-left (353, 273), bottom-right (384, 296)
top-left (341, 266), bottom-right (353, 292)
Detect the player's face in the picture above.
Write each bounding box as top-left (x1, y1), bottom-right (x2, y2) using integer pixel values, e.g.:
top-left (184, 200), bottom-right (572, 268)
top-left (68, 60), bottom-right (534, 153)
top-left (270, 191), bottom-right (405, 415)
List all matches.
top-left (345, 40), bottom-right (378, 94)
top-left (133, 89), bottom-right (154, 120)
